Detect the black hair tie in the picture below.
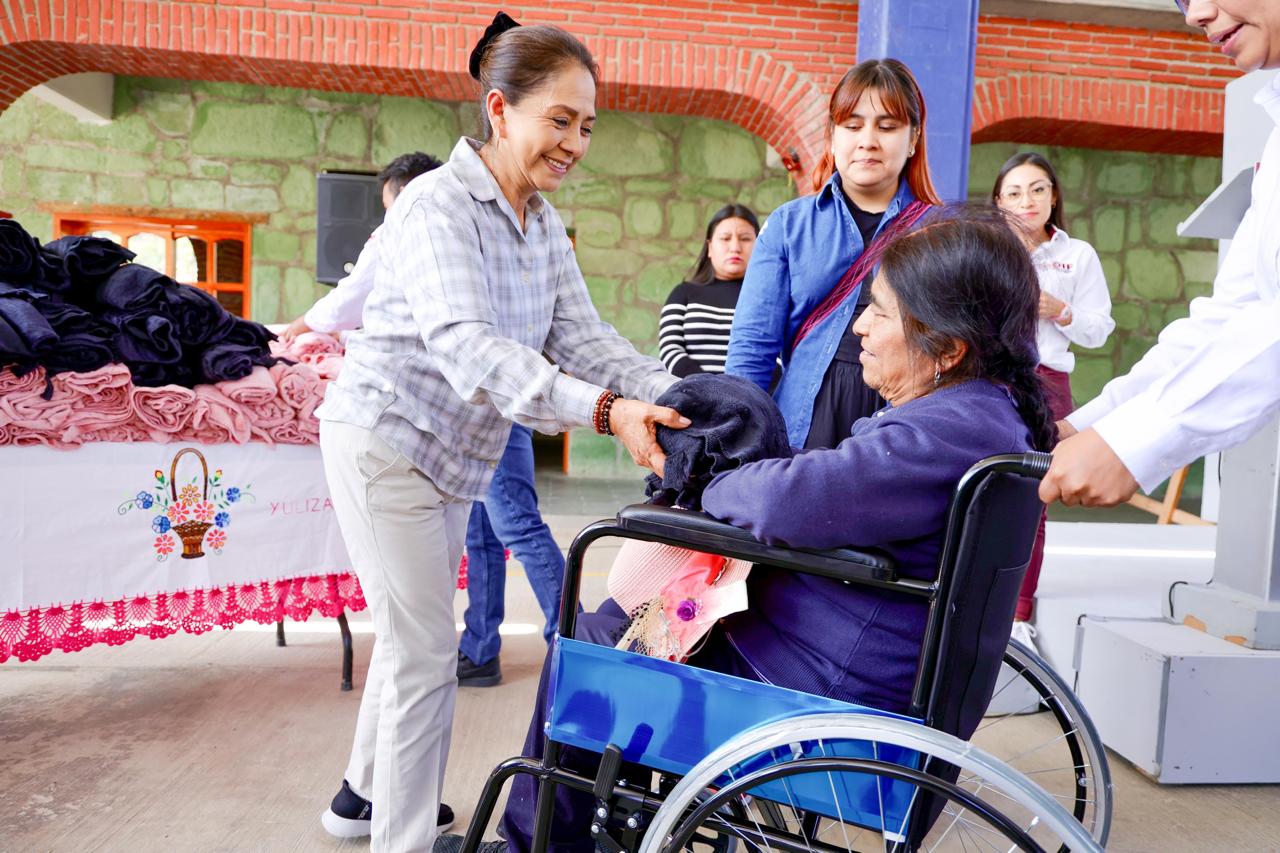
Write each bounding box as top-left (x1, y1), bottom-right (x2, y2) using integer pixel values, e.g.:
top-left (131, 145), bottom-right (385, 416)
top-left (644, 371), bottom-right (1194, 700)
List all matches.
top-left (469, 11), bottom-right (521, 81)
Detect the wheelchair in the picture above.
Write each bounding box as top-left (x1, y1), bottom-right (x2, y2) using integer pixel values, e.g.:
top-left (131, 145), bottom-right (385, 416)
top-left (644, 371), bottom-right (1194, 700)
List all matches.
top-left (461, 453), bottom-right (1112, 852)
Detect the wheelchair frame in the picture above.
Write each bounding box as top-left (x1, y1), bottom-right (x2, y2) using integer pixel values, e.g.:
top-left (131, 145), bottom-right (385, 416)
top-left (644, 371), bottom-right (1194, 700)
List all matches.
top-left (459, 452), bottom-right (1107, 852)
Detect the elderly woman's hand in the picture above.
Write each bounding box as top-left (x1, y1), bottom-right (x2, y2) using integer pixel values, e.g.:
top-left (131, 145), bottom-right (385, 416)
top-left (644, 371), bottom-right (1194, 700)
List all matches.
top-left (609, 398), bottom-right (691, 477)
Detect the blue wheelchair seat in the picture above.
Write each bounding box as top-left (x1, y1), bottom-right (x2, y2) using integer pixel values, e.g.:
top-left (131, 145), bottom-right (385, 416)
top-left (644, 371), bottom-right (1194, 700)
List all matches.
top-left (546, 637), bottom-right (922, 832)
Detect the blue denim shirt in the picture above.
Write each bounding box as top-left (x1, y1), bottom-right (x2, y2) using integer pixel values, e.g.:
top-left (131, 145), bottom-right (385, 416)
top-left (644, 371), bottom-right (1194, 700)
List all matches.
top-left (724, 174), bottom-right (918, 447)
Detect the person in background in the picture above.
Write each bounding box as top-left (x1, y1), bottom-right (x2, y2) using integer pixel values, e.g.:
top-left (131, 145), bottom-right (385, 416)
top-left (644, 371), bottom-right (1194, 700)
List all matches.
top-left (316, 15), bottom-right (683, 853)
top-left (281, 152), bottom-right (442, 342)
top-left (725, 58), bottom-right (942, 451)
top-left (658, 204), bottom-right (759, 377)
top-left (992, 151), bottom-right (1113, 640)
top-left (1043, 0), bottom-right (1280, 508)
top-left (456, 422), bottom-right (567, 689)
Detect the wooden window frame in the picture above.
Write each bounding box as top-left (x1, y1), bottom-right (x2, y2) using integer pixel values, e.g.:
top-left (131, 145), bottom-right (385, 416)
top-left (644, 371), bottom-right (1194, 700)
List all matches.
top-left (52, 212), bottom-right (252, 318)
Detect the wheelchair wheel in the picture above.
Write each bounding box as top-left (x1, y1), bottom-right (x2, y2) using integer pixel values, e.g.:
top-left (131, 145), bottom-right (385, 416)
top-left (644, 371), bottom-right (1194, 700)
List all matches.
top-left (971, 639), bottom-right (1112, 848)
top-left (640, 713), bottom-right (1103, 853)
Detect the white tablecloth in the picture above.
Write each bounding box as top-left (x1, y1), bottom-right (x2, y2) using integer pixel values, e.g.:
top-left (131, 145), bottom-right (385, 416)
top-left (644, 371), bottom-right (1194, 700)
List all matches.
top-left (0, 442), bottom-right (360, 661)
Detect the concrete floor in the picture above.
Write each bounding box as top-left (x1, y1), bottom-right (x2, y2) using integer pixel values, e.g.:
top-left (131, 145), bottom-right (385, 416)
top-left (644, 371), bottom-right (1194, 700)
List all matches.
top-left (3, 497), bottom-right (1280, 852)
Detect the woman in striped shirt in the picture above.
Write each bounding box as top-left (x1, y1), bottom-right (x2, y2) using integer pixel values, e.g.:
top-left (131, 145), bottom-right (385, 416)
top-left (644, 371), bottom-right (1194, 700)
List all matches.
top-left (658, 204), bottom-right (759, 377)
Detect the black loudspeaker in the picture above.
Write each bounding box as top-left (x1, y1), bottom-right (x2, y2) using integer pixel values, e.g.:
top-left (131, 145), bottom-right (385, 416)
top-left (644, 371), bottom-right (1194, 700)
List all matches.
top-left (316, 171), bottom-right (382, 285)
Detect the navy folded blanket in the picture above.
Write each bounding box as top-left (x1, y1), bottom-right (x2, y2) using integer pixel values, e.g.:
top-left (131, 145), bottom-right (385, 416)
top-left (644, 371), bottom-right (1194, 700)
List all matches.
top-left (0, 293), bottom-right (58, 358)
top-left (96, 263), bottom-right (175, 313)
top-left (0, 220), bottom-right (46, 285)
top-left (42, 235), bottom-right (135, 295)
top-left (164, 285), bottom-right (236, 346)
top-left (644, 373), bottom-right (794, 510)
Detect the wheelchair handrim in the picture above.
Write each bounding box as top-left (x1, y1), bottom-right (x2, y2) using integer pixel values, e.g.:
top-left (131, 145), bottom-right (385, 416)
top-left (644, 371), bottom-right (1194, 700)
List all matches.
top-left (639, 713), bottom-right (1104, 853)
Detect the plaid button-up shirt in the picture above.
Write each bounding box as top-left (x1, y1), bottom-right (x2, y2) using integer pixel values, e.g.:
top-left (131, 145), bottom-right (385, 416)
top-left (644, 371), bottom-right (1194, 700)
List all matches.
top-left (318, 138), bottom-right (677, 500)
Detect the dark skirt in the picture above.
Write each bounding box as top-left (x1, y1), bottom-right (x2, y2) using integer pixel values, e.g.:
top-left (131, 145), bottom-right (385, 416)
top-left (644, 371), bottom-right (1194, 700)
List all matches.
top-left (804, 326), bottom-right (885, 450)
top-left (1018, 365), bottom-right (1075, 621)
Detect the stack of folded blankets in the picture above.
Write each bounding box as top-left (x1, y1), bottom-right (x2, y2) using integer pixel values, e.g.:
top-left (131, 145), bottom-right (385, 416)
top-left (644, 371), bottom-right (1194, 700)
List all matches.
top-left (0, 219), bottom-right (345, 447)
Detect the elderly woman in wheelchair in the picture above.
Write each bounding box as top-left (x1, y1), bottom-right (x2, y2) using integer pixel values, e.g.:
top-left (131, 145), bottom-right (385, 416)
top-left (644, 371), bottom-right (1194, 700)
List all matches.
top-left (444, 209), bottom-right (1110, 853)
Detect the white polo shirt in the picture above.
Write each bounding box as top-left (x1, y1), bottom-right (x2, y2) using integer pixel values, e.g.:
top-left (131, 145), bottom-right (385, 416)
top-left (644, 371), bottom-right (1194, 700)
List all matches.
top-left (1031, 228), bottom-right (1115, 373)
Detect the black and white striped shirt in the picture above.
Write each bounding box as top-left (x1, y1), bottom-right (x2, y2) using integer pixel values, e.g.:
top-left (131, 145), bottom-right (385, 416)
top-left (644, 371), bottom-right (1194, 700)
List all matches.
top-left (658, 279), bottom-right (742, 377)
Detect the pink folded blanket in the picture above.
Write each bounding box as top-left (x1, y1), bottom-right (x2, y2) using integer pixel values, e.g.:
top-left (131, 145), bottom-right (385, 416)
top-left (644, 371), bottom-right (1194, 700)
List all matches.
top-left (244, 398), bottom-right (297, 444)
top-left (267, 418), bottom-right (310, 445)
top-left (189, 384), bottom-right (252, 445)
top-left (270, 362), bottom-right (322, 413)
top-left (301, 352), bottom-right (343, 381)
top-left (290, 331), bottom-right (343, 357)
top-left (0, 383), bottom-right (76, 433)
top-left (54, 365), bottom-right (135, 443)
top-left (218, 365), bottom-right (279, 406)
top-left (131, 385), bottom-right (196, 442)
top-left (0, 424), bottom-right (54, 447)
top-left (78, 422), bottom-right (153, 443)
top-left (0, 367), bottom-right (46, 397)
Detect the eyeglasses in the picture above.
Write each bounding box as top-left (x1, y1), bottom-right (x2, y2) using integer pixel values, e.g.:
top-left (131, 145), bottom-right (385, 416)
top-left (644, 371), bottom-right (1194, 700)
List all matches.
top-left (998, 182), bottom-right (1053, 204)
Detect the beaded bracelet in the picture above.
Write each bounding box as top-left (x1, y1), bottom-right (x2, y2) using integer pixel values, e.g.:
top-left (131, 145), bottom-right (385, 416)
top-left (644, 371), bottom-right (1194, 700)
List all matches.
top-left (600, 392), bottom-right (619, 436)
top-left (592, 390), bottom-right (619, 436)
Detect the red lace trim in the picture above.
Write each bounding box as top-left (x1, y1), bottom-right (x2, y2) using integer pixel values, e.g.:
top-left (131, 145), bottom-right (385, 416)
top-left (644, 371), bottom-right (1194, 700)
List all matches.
top-left (2, 552), bottom-right (491, 663)
top-left (0, 573), bottom-right (367, 664)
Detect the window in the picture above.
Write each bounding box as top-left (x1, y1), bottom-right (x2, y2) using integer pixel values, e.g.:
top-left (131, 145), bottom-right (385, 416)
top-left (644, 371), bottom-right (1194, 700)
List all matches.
top-left (53, 214), bottom-right (252, 318)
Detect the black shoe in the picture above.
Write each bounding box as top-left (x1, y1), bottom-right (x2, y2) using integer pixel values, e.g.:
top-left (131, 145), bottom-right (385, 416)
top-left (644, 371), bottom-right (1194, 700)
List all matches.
top-left (457, 650), bottom-right (502, 687)
top-left (321, 779), bottom-right (372, 839)
top-left (320, 779), bottom-right (456, 838)
top-left (434, 834), bottom-right (508, 853)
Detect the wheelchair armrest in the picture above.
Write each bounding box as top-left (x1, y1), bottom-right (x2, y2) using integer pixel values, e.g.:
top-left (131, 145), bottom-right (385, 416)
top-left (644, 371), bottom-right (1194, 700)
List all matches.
top-left (614, 504), bottom-right (899, 586)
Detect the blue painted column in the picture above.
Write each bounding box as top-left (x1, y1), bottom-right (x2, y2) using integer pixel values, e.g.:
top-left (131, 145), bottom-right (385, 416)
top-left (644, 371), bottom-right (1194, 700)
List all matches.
top-left (857, 0), bottom-right (980, 202)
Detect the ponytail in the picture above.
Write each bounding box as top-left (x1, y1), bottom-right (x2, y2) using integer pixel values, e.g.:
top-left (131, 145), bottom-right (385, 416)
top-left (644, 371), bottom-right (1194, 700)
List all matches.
top-left (1004, 364), bottom-right (1058, 452)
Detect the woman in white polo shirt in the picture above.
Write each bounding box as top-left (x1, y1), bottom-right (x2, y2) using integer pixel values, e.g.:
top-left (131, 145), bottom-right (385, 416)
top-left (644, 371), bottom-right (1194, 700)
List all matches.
top-left (993, 151), bottom-right (1115, 631)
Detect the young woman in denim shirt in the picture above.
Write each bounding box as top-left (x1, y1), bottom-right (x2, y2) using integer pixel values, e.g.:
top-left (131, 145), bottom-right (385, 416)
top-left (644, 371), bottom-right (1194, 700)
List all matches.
top-left (725, 59), bottom-right (942, 449)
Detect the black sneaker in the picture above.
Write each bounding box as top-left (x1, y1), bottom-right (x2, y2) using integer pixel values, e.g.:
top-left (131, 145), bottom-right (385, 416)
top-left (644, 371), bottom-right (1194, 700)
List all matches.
top-left (457, 650), bottom-right (502, 687)
top-left (320, 779), bottom-right (456, 838)
top-left (434, 834), bottom-right (508, 853)
top-left (321, 779), bottom-right (372, 839)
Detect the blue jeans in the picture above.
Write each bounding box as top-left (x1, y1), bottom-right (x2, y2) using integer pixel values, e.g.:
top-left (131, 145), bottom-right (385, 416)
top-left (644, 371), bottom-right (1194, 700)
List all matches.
top-left (459, 425), bottom-right (566, 665)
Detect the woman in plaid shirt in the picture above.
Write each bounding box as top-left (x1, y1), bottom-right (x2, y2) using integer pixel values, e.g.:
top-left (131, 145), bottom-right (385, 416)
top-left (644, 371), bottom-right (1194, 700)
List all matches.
top-left (315, 16), bottom-right (685, 853)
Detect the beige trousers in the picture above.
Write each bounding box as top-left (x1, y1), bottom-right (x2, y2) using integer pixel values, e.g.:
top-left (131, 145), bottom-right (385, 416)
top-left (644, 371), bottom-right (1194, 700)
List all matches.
top-left (320, 421), bottom-right (472, 853)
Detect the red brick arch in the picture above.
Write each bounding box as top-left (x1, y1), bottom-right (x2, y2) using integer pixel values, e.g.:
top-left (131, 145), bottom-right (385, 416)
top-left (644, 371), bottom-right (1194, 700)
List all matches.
top-left (0, 1), bottom-right (839, 166)
top-left (970, 17), bottom-right (1234, 157)
top-left (0, 2), bottom-right (1239, 171)
top-left (971, 75), bottom-right (1224, 156)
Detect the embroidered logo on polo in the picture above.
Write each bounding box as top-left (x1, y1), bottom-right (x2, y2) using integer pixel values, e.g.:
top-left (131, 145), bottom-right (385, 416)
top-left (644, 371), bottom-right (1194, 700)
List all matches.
top-left (118, 447), bottom-right (254, 561)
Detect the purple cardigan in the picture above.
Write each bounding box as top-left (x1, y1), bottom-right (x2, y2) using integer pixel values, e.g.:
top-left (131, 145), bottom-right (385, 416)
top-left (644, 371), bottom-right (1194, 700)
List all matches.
top-left (701, 379), bottom-right (1033, 714)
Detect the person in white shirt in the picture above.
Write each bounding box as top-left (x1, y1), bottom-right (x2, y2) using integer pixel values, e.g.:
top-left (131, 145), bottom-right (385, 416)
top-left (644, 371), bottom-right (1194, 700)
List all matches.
top-left (994, 152), bottom-right (1114, 625)
top-left (280, 151), bottom-right (442, 342)
top-left (1042, 0), bottom-right (1280, 507)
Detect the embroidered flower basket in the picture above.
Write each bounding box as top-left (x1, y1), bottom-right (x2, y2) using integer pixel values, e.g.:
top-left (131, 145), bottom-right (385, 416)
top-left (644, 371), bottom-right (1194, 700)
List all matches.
top-left (169, 448), bottom-right (213, 559)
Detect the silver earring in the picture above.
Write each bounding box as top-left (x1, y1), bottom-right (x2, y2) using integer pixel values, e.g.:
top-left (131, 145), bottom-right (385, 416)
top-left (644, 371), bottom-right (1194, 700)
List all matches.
top-left (933, 368), bottom-right (941, 387)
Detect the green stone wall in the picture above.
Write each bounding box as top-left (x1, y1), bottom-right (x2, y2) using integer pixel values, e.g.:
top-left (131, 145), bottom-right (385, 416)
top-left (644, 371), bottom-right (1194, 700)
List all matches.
top-left (0, 77), bottom-right (1222, 478)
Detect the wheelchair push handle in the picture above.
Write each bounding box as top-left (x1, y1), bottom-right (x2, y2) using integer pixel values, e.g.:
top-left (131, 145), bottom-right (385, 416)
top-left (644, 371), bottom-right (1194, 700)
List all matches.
top-left (1018, 451), bottom-right (1052, 479)
top-left (961, 451), bottom-right (1052, 484)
